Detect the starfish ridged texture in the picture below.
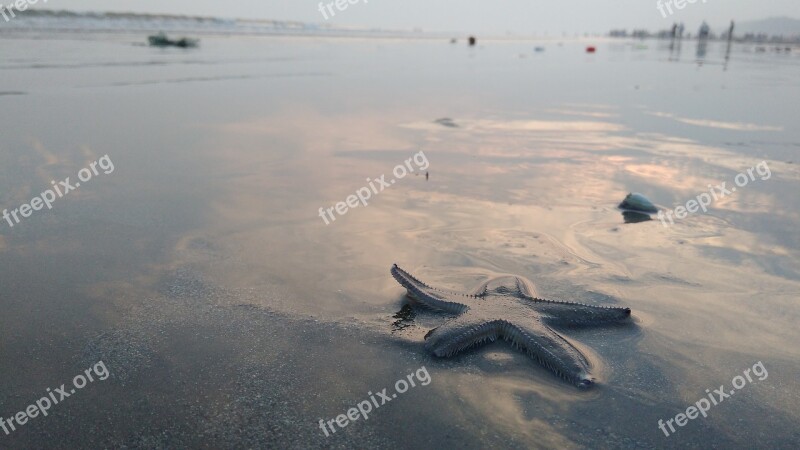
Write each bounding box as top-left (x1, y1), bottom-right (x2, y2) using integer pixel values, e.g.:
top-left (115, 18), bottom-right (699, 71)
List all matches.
top-left (391, 265), bottom-right (632, 388)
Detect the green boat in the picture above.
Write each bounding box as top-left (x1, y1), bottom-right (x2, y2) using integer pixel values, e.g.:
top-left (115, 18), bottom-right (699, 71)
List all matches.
top-left (148, 32), bottom-right (199, 48)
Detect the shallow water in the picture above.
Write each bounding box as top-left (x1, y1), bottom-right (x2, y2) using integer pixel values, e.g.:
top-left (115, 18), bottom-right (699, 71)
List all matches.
top-left (1, 31), bottom-right (799, 448)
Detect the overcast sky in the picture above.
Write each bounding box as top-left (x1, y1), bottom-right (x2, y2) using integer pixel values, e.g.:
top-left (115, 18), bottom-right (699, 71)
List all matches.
top-left (47, 1), bottom-right (798, 34)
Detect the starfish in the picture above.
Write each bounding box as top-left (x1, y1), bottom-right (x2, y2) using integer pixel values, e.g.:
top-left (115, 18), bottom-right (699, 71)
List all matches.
top-left (391, 265), bottom-right (632, 388)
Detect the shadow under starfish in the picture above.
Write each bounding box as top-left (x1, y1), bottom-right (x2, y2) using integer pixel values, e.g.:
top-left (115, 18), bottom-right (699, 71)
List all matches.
top-left (391, 264), bottom-right (632, 388)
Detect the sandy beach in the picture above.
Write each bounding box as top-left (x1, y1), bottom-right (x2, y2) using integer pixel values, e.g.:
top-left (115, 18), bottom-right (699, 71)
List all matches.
top-left (1, 20), bottom-right (800, 449)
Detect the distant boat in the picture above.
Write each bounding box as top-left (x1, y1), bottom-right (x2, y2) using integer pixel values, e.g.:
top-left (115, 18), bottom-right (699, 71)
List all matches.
top-left (586, 46), bottom-right (596, 53)
top-left (148, 32), bottom-right (199, 48)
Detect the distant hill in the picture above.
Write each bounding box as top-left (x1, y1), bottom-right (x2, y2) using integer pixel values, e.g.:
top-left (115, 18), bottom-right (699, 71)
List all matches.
top-left (736, 17), bottom-right (800, 36)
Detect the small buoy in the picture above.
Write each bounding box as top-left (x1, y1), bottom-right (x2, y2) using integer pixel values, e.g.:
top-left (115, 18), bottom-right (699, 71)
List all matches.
top-left (468, 36), bottom-right (476, 46)
top-left (586, 46), bottom-right (596, 53)
top-left (618, 193), bottom-right (658, 214)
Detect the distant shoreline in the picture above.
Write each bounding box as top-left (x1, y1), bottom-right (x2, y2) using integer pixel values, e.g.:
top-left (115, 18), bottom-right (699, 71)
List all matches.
top-left (5, 9), bottom-right (798, 43)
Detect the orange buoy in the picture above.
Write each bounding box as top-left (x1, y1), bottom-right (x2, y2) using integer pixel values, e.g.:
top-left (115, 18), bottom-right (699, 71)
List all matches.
top-left (586, 46), bottom-right (596, 53)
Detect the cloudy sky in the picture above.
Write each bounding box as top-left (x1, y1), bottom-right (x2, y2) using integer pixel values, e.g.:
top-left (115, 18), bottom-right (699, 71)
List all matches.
top-left (48, 1), bottom-right (797, 34)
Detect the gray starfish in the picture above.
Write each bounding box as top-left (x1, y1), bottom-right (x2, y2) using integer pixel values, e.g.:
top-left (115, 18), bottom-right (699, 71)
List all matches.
top-left (391, 265), bottom-right (631, 388)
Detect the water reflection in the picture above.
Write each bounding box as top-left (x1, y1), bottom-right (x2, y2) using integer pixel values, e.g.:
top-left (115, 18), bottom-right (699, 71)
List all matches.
top-left (695, 40), bottom-right (708, 63)
top-left (668, 37), bottom-right (682, 62)
top-left (667, 22), bottom-right (685, 62)
top-left (622, 211), bottom-right (653, 224)
top-left (723, 22), bottom-right (734, 71)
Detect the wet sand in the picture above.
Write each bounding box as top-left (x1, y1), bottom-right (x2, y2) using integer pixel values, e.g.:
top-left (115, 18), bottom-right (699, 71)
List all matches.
top-left (1, 33), bottom-right (799, 448)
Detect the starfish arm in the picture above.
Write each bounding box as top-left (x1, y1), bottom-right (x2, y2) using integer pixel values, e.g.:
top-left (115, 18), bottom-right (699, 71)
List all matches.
top-left (503, 322), bottom-right (595, 387)
top-left (424, 316), bottom-right (594, 387)
top-left (529, 299), bottom-right (631, 327)
top-left (424, 316), bottom-right (506, 357)
top-left (391, 265), bottom-right (470, 314)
